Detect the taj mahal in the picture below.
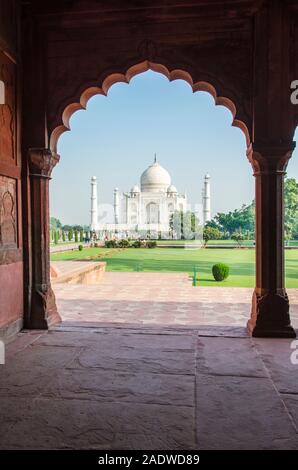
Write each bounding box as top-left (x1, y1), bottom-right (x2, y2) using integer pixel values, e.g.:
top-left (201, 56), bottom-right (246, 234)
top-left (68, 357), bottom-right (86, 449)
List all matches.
top-left (90, 156), bottom-right (211, 238)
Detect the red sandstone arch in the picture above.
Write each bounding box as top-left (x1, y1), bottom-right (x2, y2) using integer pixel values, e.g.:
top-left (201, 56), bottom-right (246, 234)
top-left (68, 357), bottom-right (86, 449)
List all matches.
top-left (49, 60), bottom-right (251, 153)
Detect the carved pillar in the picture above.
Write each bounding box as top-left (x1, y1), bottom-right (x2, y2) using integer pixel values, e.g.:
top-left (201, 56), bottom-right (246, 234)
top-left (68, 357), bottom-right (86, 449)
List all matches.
top-left (247, 142), bottom-right (296, 338)
top-left (27, 148), bottom-right (61, 329)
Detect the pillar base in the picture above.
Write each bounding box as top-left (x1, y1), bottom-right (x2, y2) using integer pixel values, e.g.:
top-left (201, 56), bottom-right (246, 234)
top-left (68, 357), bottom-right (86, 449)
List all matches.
top-left (248, 290), bottom-right (296, 338)
top-left (26, 284), bottom-right (62, 329)
top-left (247, 319), bottom-right (296, 338)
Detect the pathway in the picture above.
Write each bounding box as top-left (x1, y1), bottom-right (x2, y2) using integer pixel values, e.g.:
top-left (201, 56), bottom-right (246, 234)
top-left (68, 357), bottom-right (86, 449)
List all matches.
top-left (53, 272), bottom-right (298, 328)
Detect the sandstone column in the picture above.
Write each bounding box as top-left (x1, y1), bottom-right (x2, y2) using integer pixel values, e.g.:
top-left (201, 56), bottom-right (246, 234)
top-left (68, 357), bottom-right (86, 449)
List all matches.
top-left (27, 148), bottom-right (61, 329)
top-left (247, 142), bottom-right (296, 338)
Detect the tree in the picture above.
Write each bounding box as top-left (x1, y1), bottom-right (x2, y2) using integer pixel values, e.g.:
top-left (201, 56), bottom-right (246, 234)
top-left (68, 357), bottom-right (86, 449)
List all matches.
top-left (54, 230), bottom-right (59, 245)
top-left (80, 230), bottom-right (84, 243)
top-left (68, 229), bottom-right (73, 242)
top-left (62, 231), bottom-right (66, 242)
top-left (203, 226), bottom-right (222, 246)
top-left (50, 217), bottom-right (62, 230)
top-left (74, 230), bottom-right (79, 243)
top-left (284, 178), bottom-right (298, 239)
top-left (209, 203), bottom-right (255, 237)
top-left (72, 225), bottom-right (84, 232)
top-left (231, 231), bottom-right (245, 247)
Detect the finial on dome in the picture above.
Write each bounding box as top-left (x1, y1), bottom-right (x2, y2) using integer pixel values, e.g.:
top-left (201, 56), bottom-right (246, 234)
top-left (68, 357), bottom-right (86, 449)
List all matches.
top-left (154, 153), bottom-right (157, 164)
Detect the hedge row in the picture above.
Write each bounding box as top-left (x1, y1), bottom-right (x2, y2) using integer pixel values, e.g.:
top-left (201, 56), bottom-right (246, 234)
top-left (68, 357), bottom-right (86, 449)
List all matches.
top-left (105, 239), bottom-right (157, 249)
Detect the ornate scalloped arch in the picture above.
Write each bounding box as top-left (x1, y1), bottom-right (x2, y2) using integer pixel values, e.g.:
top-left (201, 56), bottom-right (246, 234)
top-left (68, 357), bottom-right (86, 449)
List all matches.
top-left (49, 60), bottom-right (251, 153)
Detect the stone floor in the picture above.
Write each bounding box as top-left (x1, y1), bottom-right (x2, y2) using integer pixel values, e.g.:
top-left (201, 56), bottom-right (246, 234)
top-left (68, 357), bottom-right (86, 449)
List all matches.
top-left (1, 324), bottom-right (298, 450)
top-left (54, 271), bottom-right (298, 328)
top-left (1, 272), bottom-right (298, 450)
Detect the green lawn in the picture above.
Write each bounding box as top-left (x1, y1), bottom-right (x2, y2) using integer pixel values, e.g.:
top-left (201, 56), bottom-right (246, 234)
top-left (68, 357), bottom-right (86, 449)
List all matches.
top-left (156, 239), bottom-right (255, 246)
top-left (51, 247), bottom-right (298, 288)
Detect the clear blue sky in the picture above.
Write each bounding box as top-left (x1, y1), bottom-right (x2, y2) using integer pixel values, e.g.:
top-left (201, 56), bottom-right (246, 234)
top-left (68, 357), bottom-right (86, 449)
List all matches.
top-left (50, 70), bottom-right (298, 226)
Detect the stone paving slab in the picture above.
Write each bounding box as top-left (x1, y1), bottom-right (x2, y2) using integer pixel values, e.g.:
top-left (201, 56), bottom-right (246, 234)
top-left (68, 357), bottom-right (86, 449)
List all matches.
top-left (68, 341), bottom-right (196, 375)
top-left (53, 272), bottom-right (298, 328)
top-left (281, 395), bottom-right (298, 431)
top-left (196, 336), bottom-right (268, 378)
top-left (0, 397), bottom-right (196, 450)
top-left (0, 325), bottom-right (298, 449)
top-left (196, 374), bottom-right (298, 450)
top-left (41, 368), bottom-right (195, 406)
top-left (253, 338), bottom-right (298, 394)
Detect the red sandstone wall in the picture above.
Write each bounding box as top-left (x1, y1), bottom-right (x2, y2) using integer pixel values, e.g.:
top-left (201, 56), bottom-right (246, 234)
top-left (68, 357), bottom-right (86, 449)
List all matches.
top-left (0, 263), bottom-right (23, 328)
top-left (0, 1), bottom-right (23, 334)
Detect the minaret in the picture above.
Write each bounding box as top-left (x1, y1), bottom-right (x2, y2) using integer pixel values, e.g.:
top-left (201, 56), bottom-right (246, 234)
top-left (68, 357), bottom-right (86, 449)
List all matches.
top-left (114, 187), bottom-right (120, 225)
top-left (90, 176), bottom-right (98, 231)
top-left (203, 174), bottom-right (211, 224)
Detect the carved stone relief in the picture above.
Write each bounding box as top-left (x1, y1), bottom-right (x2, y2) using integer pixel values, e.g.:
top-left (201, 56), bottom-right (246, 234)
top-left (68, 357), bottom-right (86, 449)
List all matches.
top-left (0, 176), bottom-right (17, 248)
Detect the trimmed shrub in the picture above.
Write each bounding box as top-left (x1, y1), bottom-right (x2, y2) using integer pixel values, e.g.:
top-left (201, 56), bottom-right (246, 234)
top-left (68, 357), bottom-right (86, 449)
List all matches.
top-left (212, 263), bottom-right (230, 281)
top-left (118, 239), bottom-right (130, 248)
top-left (146, 240), bottom-right (157, 249)
top-left (203, 226), bottom-right (222, 246)
top-left (78, 245), bottom-right (83, 251)
top-left (54, 230), bottom-right (59, 245)
top-left (105, 240), bottom-right (117, 248)
top-left (132, 240), bottom-right (142, 248)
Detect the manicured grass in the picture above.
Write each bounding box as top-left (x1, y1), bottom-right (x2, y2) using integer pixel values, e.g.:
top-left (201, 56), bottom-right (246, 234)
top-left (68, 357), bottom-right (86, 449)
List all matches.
top-left (50, 241), bottom-right (79, 246)
top-left (286, 240), bottom-right (298, 247)
top-left (51, 247), bottom-right (122, 261)
top-left (157, 239), bottom-right (255, 246)
top-left (205, 239), bottom-right (255, 246)
top-left (50, 246), bottom-right (298, 288)
top-left (156, 240), bottom-right (197, 245)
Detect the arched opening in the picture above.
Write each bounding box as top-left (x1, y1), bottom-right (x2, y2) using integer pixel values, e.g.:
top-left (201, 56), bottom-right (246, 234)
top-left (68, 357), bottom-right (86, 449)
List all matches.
top-left (283, 127), bottom-right (298, 291)
top-left (49, 61), bottom-right (251, 153)
top-left (49, 67), bottom-right (257, 330)
top-left (146, 202), bottom-right (160, 225)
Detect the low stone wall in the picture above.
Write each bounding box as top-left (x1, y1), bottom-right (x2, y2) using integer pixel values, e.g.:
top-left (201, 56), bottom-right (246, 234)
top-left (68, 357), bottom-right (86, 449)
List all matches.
top-left (51, 261), bottom-right (106, 285)
top-left (50, 243), bottom-right (88, 254)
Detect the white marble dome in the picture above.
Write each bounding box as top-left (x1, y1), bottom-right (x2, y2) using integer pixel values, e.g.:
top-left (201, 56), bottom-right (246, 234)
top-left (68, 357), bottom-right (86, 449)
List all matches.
top-left (140, 161), bottom-right (171, 192)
